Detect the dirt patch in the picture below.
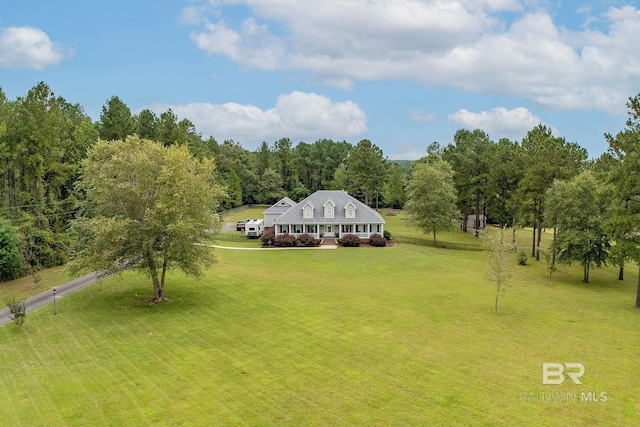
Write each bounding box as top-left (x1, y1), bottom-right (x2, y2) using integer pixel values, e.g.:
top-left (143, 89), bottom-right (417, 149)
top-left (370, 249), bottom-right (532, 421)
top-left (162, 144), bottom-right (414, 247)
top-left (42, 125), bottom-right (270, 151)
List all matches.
top-left (222, 222), bottom-right (237, 232)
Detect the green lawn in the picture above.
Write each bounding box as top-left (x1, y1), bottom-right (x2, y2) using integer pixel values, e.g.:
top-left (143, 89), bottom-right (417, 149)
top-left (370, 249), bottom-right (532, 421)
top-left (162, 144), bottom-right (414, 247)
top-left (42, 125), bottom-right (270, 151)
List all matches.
top-left (1, 244), bottom-right (639, 425)
top-left (0, 265), bottom-right (68, 302)
top-left (381, 210), bottom-right (483, 244)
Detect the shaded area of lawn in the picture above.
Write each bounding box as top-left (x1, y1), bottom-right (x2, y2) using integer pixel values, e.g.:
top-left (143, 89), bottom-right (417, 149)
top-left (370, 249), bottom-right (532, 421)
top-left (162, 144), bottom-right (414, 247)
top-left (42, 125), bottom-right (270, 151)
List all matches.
top-left (1, 244), bottom-right (639, 425)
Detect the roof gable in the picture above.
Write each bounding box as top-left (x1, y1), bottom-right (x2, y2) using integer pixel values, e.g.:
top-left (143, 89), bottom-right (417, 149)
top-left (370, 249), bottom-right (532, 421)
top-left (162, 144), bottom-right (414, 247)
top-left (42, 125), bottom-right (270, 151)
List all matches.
top-left (264, 196), bottom-right (296, 214)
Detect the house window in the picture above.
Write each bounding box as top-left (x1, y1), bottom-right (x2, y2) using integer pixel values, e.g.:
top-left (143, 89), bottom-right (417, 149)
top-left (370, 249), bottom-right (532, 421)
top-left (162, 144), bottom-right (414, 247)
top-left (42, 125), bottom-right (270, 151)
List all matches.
top-left (303, 204), bottom-right (313, 219)
top-left (324, 203), bottom-right (334, 218)
top-left (307, 225), bottom-right (317, 233)
top-left (376, 224), bottom-right (381, 233)
top-left (294, 224), bottom-right (303, 234)
top-left (346, 204), bottom-right (355, 218)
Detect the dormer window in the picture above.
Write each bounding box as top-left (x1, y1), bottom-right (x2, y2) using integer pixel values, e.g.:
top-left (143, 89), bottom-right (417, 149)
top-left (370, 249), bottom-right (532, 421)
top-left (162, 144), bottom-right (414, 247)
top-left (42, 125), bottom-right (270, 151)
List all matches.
top-left (345, 203), bottom-right (356, 219)
top-left (303, 203), bottom-right (314, 219)
top-left (324, 200), bottom-right (335, 218)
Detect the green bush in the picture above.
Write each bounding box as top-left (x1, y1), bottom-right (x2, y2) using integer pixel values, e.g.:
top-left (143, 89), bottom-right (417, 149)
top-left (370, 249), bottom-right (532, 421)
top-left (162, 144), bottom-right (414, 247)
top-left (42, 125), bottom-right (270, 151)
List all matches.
top-left (383, 230), bottom-right (392, 240)
top-left (274, 234), bottom-right (296, 247)
top-left (4, 297), bottom-right (26, 327)
top-left (296, 233), bottom-right (320, 247)
top-left (518, 251), bottom-right (528, 265)
top-left (368, 234), bottom-right (387, 247)
top-left (338, 234), bottom-right (361, 247)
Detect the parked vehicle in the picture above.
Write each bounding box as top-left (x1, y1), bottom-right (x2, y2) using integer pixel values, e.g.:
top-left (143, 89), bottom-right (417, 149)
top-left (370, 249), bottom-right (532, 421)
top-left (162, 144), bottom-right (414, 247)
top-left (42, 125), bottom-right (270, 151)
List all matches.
top-left (245, 219), bottom-right (264, 238)
top-left (236, 219), bottom-right (251, 231)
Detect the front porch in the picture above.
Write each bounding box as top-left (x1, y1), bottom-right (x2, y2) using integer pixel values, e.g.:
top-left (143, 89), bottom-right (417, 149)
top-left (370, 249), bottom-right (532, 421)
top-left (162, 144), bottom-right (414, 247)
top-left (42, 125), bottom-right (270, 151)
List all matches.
top-left (275, 223), bottom-right (383, 239)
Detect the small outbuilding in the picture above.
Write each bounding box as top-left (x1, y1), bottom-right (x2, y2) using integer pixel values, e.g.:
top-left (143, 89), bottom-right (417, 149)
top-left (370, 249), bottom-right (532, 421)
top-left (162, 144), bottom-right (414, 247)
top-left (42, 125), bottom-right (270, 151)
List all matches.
top-left (466, 214), bottom-right (486, 231)
top-left (263, 197), bottom-right (296, 227)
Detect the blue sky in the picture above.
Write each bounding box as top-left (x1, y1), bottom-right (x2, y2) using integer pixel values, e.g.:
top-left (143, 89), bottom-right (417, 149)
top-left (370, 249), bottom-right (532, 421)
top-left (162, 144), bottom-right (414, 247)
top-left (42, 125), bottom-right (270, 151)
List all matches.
top-left (1, 1), bottom-right (639, 160)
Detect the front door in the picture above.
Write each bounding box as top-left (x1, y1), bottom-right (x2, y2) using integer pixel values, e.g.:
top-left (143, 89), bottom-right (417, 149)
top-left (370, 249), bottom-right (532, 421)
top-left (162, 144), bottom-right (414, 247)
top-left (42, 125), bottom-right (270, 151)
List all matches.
top-left (322, 225), bottom-right (335, 237)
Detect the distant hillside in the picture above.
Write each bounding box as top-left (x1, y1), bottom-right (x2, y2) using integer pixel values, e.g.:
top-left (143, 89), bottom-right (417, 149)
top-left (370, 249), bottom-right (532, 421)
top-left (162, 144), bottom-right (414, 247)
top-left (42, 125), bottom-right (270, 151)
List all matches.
top-left (389, 160), bottom-right (415, 174)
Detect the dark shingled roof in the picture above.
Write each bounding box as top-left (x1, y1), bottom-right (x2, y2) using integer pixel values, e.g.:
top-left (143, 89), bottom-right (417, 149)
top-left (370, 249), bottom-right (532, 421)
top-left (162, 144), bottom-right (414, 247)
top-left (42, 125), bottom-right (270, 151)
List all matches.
top-left (273, 190), bottom-right (385, 224)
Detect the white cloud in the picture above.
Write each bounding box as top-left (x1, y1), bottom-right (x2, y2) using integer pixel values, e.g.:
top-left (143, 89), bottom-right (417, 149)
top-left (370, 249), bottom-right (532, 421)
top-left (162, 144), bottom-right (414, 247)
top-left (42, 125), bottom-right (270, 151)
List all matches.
top-left (148, 91), bottom-right (366, 148)
top-left (0, 26), bottom-right (71, 70)
top-left (447, 106), bottom-right (544, 140)
top-left (410, 110), bottom-right (436, 123)
top-left (185, 1), bottom-right (640, 113)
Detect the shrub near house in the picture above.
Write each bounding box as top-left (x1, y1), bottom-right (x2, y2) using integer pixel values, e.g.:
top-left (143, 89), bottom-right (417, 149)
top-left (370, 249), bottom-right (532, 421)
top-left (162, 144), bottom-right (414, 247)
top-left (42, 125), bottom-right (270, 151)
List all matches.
top-left (368, 234), bottom-right (387, 247)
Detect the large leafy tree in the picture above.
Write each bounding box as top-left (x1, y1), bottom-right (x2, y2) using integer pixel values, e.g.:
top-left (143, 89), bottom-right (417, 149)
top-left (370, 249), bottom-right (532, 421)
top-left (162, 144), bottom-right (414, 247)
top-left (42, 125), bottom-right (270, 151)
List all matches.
top-left (545, 171), bottom-right (611, 283)
top-left (405, 160), bottom-right (459, 245)
top-left (69, 136), bottom-right (225, 303)
top-left (606, 93), bottom-right (640, 307)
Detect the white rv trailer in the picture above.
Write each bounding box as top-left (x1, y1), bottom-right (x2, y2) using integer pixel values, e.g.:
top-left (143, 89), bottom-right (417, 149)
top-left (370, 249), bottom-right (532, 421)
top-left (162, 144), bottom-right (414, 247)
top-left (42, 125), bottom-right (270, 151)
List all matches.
top-left (245, 219), bottom-right (264, 238)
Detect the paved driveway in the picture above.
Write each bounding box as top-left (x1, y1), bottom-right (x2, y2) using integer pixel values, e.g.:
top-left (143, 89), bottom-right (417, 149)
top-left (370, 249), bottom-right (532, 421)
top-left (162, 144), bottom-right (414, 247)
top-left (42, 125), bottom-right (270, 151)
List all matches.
top-left (0, 272), bottom-right (101, 326)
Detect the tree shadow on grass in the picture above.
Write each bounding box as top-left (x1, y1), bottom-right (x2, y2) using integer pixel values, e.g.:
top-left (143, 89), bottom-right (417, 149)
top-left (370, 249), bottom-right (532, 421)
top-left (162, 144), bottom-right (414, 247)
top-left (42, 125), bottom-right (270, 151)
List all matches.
top-left (73, 280), bottom-right (221, 320)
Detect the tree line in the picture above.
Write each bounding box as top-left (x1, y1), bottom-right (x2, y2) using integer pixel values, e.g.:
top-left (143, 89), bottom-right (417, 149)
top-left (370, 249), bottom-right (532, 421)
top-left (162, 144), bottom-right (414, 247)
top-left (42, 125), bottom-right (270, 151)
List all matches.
top-left (1, 82), bottom-right (640, 308)
top-left (404, 94), bottom-right (640, 309)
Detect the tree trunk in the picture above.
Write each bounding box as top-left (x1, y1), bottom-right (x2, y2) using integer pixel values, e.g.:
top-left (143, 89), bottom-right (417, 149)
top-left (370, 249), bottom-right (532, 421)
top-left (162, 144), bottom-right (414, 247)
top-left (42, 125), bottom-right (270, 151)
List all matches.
top-left (531, 224), bottom-right (536, 258)
top-left (147, 251), bottom-right (164, 303)
top-left (536, 216), bottom-right (542, 261)
top-left (433, 227), bottom-right (437, 247)
top-left (583, 264), bottom-right (589, 283)
top-left (551, 226), bottom-right (557, 267)
top-left (635, 264), bottom-right (640, 308)
top-left (475, 191), bottom-right (480, 231)
top-left (619, 263), bottom-right (624, 281)
top-left (160, 256), bottom-right (168, 297)
top-left (495, 286), bottom-right (500, 314)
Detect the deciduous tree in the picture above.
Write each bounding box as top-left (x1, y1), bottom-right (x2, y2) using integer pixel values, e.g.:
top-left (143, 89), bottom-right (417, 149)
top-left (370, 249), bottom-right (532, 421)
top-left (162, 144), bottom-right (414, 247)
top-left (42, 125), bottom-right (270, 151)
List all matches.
top-left (69, 136), bottom-right (225, 303)
top-left (545, 171), bottom-right (610, 283)
top-left (405, 160), bottom-right (459, 245)
top-left (483, 228), bottom-right (513, 314)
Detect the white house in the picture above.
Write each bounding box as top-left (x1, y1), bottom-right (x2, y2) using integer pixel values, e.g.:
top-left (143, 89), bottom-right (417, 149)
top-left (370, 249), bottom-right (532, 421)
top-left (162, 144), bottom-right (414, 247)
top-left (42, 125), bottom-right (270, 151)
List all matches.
top-left (267, 190), bottom-right (385, 239)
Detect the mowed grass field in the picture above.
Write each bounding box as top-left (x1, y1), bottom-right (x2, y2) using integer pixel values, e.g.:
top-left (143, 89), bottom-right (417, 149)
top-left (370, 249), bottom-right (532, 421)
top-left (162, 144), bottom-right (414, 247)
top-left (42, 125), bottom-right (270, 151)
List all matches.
top-left (1, 242), bottom-right (639, 426)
